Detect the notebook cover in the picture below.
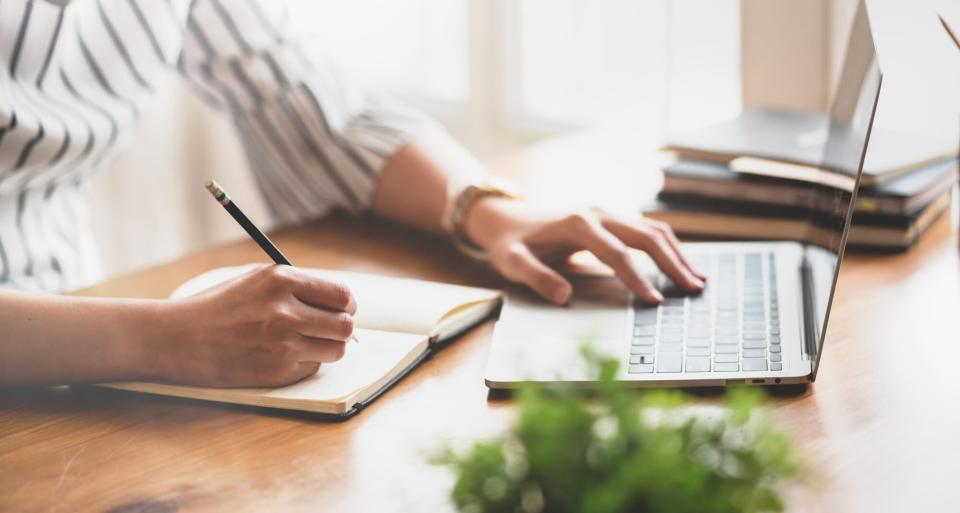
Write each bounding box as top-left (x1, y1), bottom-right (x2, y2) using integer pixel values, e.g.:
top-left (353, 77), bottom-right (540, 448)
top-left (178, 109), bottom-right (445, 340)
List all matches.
top-left (661, 158), bottom-right (957, 216)
top-left (644, 190), bottom-right (950, 250)
top-left (663, 157), bottom-right (956, 199)
top-left (654, 192), bottom-right (933, 229)
top-left (663, 108), bottom-right (954, 183)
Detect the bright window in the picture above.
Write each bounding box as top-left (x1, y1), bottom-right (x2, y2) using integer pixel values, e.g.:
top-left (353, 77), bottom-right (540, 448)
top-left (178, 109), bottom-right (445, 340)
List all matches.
top-left (288, 0), bottom-right (470, 104)
top-left (290, 0), bottom-right (741, 151)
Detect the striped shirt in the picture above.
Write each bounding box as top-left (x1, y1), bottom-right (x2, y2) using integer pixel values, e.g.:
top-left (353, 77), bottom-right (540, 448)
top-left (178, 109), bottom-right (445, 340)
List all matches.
top-left (0, 0), bottom-right (436, 292)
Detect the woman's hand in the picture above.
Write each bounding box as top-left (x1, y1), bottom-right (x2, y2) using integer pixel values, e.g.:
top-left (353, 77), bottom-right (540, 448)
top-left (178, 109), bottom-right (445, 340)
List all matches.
top-left (146, 265), bottom-right (357, 388)
top-left (464, 198), bottom-right (706, 305)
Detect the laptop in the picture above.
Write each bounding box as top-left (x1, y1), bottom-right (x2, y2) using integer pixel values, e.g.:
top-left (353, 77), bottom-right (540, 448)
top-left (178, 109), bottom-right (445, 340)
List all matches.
top-left (485, 0), bottom-right (882, 388)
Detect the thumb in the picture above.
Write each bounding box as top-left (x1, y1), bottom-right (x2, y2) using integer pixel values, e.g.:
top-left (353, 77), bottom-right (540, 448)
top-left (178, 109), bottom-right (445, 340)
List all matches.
top-left (496, 244), bottom-right (572, 304)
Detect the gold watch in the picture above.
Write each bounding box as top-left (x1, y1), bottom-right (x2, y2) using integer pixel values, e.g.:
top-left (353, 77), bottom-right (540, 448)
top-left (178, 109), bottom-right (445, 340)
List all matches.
top-left (442, 177), bottom-right (520, 261)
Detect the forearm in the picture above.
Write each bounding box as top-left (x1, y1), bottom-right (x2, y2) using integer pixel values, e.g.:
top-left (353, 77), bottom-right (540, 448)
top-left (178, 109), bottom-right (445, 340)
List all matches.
top-left (0, 290), bottom-right (162, 386)
top-left (370, 131), bottom-right (486, 234)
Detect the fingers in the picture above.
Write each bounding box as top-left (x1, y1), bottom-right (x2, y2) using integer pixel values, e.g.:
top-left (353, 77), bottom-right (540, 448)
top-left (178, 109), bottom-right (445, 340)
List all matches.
top-left (296, 336), bottom-right (348, 363)
top-left (265, 265), bottom-right (357, 314)
top-left (644, 218), bottom-right (707, 281)
top-left (261, 360), bottom-right (322, 388)
top-left (495, 243), bottom-right (572, 304)
top-left (256, 337), bottom-right (345, 387)
top-left (284, 300), bottom-right (356, 341)
top-left (293, 362), bottom-right (322, 381)
top-left (603, 217), bottom-right (704, 293)
top-left (561, 213), bottom-right (664, 304)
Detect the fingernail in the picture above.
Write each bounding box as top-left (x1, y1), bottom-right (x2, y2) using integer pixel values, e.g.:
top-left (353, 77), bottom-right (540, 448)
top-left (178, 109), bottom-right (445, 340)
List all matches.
top-left (650, 289), bottom-right (664, 303)
top-left (690, 277), bottom-right (705, 289)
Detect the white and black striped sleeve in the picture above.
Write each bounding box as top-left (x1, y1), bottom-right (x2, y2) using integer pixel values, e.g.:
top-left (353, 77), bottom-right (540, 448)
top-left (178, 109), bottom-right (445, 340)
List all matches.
top-left (177, 0), bottom-right (441, 225)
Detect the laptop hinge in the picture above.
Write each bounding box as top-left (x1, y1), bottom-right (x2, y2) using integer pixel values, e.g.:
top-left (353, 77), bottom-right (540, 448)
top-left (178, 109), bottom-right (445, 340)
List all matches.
top-left (799, 255), bottom-right (819, 360)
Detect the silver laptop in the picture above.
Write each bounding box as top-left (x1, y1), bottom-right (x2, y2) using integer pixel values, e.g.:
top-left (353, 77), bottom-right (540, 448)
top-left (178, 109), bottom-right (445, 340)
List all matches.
top-left (485, 1), bottom-right (882, 388)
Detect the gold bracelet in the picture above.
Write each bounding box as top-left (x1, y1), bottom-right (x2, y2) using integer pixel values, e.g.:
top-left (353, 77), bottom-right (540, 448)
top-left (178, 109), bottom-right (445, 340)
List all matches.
top-left (442, 178), bottom-right (519, 261)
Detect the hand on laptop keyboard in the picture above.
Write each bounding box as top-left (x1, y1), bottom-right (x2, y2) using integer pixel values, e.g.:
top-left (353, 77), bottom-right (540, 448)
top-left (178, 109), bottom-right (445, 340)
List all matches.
top-left (469, 205), bottom-right (705, 305)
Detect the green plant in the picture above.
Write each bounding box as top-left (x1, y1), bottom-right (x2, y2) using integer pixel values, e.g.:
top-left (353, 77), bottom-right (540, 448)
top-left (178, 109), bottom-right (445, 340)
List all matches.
top-left (432, 355), bottom-right (805, 513)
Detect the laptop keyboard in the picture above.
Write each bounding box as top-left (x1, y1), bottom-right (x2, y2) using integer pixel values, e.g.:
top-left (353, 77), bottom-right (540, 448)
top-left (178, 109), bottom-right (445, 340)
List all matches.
top-left (628, 253), bottom-right (783, 374)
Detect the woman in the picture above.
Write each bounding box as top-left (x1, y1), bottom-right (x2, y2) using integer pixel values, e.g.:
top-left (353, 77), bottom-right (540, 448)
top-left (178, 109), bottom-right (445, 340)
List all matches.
top-left (0, 0), bottom-right (704, 387)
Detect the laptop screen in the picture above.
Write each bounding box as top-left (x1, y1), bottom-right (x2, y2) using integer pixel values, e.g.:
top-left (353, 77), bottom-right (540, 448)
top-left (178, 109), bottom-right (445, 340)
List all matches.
top-left (807, 0), bottom-right (882, 377)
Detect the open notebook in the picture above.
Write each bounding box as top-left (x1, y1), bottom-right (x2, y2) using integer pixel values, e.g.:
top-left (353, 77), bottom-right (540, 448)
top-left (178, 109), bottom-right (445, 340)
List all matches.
top-left (102, 264), bottom-right (501, 419)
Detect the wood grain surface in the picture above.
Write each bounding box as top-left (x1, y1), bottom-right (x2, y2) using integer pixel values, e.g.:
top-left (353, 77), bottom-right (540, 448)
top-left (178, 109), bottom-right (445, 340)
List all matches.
top-left (2, 132), bottom-right (958, 513)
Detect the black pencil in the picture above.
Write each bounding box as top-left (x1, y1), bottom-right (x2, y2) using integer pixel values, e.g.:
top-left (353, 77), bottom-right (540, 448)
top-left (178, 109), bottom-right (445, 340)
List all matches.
top-left (205, 180), bottom-right (291, 265)
top-left (205, 180), bottom-right (359, 343)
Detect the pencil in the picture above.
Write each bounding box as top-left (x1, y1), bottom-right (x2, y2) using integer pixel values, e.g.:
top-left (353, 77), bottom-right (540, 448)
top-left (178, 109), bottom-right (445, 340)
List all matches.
top-left (205, 180), bottom-right (359, 344)
top-left (941, 14), bottom-right (960, 51)
top-left (205, 180), bottom-right (291, 265)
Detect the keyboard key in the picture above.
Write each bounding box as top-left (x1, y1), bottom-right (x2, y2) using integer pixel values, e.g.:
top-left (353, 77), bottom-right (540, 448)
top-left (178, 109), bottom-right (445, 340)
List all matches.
top-left (770, 335), bottom-right (781, 343)
top-left (631, 345), bottom-right (655, 355)
top-left (770, 354), bottom-right (782, 362)
top-left (742, 332), bottom-right (766, 340)
top-left (659, 343), bottom-right (683, 352)
top-left (770, 363), bottom-right (783, 371)
top-left (634, 326), bottom-right (655, 336)
top-left (742, 358), bottom-right (768, 371)
top-left (686, 347), bottom-right (711, 357)
top-left (633, 336), bottom-right (655, 346)
top-left (715, 335), bottom-right (740, 345)
top-left (685, 357), bottom-right (711, 373)
top-left (660, 334), bottom-right (683, 343)
top-left (657, 353), bottom-right (682, 373)
top-left (660, 325), bottom-right (683, 334)
top-left (686, 337), bottom-right (711, 348)
top-left (629, 364), bottom-right (655, 374)
top-left (714, 362), bottom-right (739, 372)
top-left (742, 348), bottom-right (766, 358)
top-left (743, 340), bottom-right (767, 349)
top-left (715, 354), bottom-right (739, 363)
top-left (629, 355), bottom-right (654, 364)
top-left (661, 283), bottom-right (687, 298)
top-left (634, 308), bottom-right (657, 324)
top-left (770, 345), bottom-right (782, 354)
top-left (715, 345), bottom-right (739, 354)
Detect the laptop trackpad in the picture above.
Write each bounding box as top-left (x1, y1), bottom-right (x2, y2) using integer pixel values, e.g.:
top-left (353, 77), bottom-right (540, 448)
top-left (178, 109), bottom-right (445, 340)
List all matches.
top-left (488, 277), bottom-right (631, 382)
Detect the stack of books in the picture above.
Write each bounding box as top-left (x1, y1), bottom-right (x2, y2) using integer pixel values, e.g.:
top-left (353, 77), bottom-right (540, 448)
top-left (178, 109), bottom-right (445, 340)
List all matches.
top-left (646, 108), bottom-right (958, 250)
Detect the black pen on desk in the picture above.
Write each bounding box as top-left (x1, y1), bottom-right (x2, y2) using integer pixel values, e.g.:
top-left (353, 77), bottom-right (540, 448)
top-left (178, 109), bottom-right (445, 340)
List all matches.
top-left (205, 180), bottom-right (359, 343)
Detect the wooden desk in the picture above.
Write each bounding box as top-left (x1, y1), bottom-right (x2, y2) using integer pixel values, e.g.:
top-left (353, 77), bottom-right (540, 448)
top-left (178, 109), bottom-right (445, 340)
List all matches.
top-left (2, 132), bottom-right (959, 513)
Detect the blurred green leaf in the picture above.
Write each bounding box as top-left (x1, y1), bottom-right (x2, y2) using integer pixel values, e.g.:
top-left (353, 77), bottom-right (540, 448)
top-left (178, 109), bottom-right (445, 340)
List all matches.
top-left (432, 349), bottom-right (806, 513)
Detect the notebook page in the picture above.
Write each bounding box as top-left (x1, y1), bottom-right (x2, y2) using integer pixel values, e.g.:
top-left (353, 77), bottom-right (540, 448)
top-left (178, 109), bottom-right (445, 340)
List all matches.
top-left (171, 264), bottom-right (500, 335)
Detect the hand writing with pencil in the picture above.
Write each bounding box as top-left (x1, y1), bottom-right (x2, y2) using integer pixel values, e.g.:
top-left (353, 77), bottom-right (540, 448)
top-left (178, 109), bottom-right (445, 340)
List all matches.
top-left (151, 264), bottom-right (357, 387)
